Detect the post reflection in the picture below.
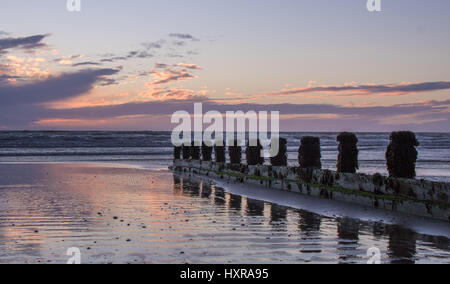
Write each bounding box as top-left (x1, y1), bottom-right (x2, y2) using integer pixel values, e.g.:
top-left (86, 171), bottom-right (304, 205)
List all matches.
top-left (171, 174), bottom-right (449, 264)
top-left (270, 205), bottom-right (288, 223)
top-left (172, 176), bottom-right (182, 193)
top-left (298, 211), bottom-right (322, 234)
top-left (337, 218), bottom-right (360, 263)
top-left (200, 183), bottom-right (212, 199)
top-left (246, 199), bottom-right (265, 217)
top-left (228, 193), bottom-right (242, 211)
top-left (298, 211), bottom-right (323, 254)
top-left (181, 178), bottom-right (202, 197)
top-left (214, 188), bottom-right (226, 206)
top-left (269, 204), bottom-right (288, 233)
top-left (387, 226), bottom-right (417, 264)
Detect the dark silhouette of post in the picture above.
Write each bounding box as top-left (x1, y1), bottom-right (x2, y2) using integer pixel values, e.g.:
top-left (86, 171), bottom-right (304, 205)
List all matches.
top-left (337, 132), bottom-right (359, 173)
top-left (214, 141), bottom-right (226, 163)
top-left (202, 142), bottom-right (213, 161)
top-left (191, 142), bottom-right (201, 160)
top-left (298, 136), bottom-right (322, 169)
top-left (386, 131), bottom-right (419, 179)
top-left (174, 146), bottom-right (181, 160)
top-left (270, 138), bottom-right (288, 166)
top-left (182, 142), bottom-right (191, 160)
top-left (246, 139), bottom-right (264, 165)
top-left (229, 140), bottom-right (242, 165)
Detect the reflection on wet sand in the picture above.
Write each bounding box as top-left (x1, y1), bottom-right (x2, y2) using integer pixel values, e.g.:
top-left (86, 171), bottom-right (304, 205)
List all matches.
top-left (174, 174), bottom-right (449, 264)
top-left (0, 163), bottom-right (448, 264)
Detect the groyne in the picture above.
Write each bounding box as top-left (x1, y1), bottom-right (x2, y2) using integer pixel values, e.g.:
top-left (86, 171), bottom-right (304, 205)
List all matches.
top-left (171, 132), bottom-right (449, 221)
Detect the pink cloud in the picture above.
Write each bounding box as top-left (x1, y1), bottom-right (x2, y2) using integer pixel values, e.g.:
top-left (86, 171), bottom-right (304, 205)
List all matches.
top-left (177, 63), bottom-right (202, 70)
top-left (150, 68), bottom-right (195, 85)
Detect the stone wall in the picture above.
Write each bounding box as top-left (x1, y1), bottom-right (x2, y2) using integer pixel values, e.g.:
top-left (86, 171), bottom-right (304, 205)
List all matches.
top-left (172, 160), bottom-right (450, 222)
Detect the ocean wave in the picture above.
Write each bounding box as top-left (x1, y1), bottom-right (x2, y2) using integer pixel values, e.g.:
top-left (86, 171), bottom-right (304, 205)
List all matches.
top-left (0, 131), bottom-right (449, 180)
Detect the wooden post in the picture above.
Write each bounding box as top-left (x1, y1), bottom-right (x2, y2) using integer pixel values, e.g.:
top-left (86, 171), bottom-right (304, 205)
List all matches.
top-left (229, 140), bottom-right (242, 165)
top-left (202, 141), bottom-right (213, 161)
top-left (246, 139), bottom-right (264, 165)
top-left (337, 132), bottom-right (359, 173)
top-left (214, 141), bottom-right (226, 163)
top-left (191, 142), bottom-right (201, 160)
top-left (173, 146), bottom-right (181, 160)
top-left (270, 138), bottom-right (288, 166)
top-left (298, 136), bottom-right (322, 169)
top-left (182, 142), bottom-right (191, 160)
top-left (386, 131), bottom-right (419, 179)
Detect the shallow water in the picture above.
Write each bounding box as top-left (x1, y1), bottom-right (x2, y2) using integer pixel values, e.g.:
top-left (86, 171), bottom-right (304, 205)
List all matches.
top-left (0, 163), bottom-right (448, 264)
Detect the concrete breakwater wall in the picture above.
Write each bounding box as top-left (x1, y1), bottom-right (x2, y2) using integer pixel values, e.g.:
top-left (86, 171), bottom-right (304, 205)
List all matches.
top-left (172, 131), bottom-right (449, 221)
top-left (172, 161), bottom-right (449, 222)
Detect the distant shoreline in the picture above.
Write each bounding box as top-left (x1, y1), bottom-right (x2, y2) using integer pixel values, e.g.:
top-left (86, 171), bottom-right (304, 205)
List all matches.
top-left (2, 130), bottom-right (450, 134)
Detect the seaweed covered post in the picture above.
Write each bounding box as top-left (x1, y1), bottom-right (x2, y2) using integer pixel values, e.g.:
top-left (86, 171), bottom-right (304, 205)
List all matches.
top-left (270, 138), bottom-right (288, 166)
top-left (191, 142), bottom-right (201, 160)
top-left (214, 140), bottom-right (226, 163)
top-left (336, 132), bottom-right (359, 173)
top-left (229, 140), bottom-right (242, 165)
top-left (386, 131), bottom-right (419, 179)
top-left (202, 141), bottom-right (213, 161)
top-left (173, 146), bottom-right (182, 160)
top-left (182, 142), bottom-right (191, 160)
top-left (298, 136), bottom-right (322, 169)
top-left (246, 139), bottom-right (264, 165)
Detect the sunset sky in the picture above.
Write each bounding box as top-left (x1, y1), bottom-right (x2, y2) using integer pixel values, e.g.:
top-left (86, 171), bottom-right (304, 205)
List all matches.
top-left (1, 0), bottom-right (449, 131)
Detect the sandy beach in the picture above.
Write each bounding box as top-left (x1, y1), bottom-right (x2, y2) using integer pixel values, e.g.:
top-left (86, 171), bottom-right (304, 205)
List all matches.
top-left (0, 162), bottom-right (448, 264)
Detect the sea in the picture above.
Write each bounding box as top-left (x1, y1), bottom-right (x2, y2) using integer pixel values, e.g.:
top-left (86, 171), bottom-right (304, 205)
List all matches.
top-left (0, 131), bottom-right (449, 182)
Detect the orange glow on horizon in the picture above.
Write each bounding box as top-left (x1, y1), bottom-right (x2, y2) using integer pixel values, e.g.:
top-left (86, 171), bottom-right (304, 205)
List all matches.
top-left (34, 118), bottom-right (110, 127)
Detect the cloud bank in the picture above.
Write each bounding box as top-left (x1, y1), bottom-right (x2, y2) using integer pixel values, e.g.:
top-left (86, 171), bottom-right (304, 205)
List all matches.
top-left (0, 68), bottom-right (120, 106)
top-left (0, 34), bottom-right (49, 53)
top-left (0, 31), bottom-right (448, 132)
top-left (259, 81), bottom-right (450, 97)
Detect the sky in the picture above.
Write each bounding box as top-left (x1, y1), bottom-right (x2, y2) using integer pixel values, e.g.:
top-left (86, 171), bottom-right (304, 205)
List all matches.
top-left (0, 0), bottom-right (449, 131)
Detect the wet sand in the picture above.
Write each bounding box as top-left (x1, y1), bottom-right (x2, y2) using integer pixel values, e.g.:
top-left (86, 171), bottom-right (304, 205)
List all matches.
top-left (0, 163), bottom-right (448, 264)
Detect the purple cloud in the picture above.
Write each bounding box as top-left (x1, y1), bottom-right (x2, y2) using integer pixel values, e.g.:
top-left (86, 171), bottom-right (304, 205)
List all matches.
top-left (0, 68), bottom-right (120, 106)
top-left (0, 34), bottom-right (49, 53)
top-left (72, 61), bottom-right (102, 67)
top-left (261, 82), bottom-right (450, 97)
